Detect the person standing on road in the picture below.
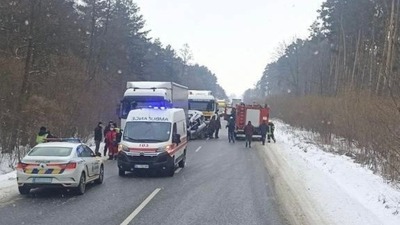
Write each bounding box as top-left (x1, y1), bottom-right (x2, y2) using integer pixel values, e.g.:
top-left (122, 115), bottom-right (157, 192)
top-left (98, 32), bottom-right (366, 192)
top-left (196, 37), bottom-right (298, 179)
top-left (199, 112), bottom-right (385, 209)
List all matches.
top-left (244, 121), bottom-right (254, 148)
top-left (267, 121), bottom-right (276, 143)
top-left (208, 116), bottom-right (217, 139)
top-left (113, 122), bottom-right (122, 143)
top-left (105, 123), bottom-right (118, 160)
top-left (226, 117), bottom-right (235, 143)
top-left (214, 116), bottom-right (221, 138)
top-left (94, 122), bottom-right (103, 155)
top-left (103, 121), bottom-right (113, 156)
top-left (259, 120), bottom-right (268, 145)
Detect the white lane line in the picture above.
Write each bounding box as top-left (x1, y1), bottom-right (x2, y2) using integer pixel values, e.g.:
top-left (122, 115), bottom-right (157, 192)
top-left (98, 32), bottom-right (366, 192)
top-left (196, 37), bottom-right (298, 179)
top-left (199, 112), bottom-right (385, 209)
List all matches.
top-left (120, 188), bottom-right (161, 225)
top-left (175, 168), bottom-right (182, 174)
top-left (195, 146), bottom-right (202, 152)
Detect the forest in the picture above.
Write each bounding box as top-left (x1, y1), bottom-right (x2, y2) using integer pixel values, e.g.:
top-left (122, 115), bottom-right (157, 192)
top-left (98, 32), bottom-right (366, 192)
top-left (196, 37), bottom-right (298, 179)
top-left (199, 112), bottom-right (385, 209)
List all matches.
top-left (0, 0), bottom-right (227, 154)
top-left (244, 0), bottom-right (400, 181)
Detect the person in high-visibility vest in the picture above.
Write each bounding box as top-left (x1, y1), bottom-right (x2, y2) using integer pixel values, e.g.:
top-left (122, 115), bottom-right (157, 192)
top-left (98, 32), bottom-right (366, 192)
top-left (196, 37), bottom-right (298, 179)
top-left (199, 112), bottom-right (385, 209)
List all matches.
top-left (36, 127), bottom-right (49, 144)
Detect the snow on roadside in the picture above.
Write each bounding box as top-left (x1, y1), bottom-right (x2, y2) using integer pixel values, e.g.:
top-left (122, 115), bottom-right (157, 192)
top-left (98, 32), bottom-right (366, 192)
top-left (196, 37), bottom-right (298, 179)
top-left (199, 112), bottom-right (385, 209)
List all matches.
top-left (0, 171), bottom-right (17, 203)
top-left (268, 120), bottom-right (400, 225)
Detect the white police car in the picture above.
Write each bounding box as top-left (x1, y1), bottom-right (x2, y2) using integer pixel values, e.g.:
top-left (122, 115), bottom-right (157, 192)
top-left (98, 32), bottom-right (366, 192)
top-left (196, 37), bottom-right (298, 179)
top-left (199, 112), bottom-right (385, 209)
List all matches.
top-left (16, 140), bottom-right (104, 195)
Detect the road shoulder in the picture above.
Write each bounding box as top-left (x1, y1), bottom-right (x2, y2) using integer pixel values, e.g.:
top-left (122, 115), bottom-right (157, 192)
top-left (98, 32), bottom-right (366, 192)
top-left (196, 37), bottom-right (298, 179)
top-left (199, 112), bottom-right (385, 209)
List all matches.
top-left (258, 144), bottom-right (331, 225)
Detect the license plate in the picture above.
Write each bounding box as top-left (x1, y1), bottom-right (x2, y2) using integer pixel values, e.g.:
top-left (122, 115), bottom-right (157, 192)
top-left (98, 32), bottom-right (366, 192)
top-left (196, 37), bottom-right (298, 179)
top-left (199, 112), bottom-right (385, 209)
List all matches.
top-left (134, 164), bottom-right (149, 169)
top-left (32, 177), bottom-right (52, 183)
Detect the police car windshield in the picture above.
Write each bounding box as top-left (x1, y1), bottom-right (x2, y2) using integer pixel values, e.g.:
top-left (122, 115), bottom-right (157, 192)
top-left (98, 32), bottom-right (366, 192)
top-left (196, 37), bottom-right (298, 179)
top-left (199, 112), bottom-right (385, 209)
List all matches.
top-left (28, 147), bottom-right (73, 157)
top-left (123, 122), bottom-right (171, 143)
top-left (189, 101), bottom-right (215, 111)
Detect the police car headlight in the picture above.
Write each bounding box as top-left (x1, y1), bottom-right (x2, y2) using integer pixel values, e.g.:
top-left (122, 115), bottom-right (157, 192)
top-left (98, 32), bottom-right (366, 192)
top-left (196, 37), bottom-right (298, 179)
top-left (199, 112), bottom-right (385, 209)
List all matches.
top-left (118, 144), bottom-right (129, 152)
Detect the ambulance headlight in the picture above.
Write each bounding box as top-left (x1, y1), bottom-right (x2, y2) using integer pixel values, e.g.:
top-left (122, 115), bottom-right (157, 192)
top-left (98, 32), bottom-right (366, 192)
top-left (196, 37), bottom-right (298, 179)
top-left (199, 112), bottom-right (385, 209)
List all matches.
top-left (118, 144), bottom-right (129, 152)
top-left (157, 145), bottom-right (171, 153)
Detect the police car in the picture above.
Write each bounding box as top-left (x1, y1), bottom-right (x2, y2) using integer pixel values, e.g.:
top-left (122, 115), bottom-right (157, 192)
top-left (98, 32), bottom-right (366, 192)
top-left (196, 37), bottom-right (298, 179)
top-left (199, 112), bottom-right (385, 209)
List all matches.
top-left (16, 140), bottom-right (104, 195)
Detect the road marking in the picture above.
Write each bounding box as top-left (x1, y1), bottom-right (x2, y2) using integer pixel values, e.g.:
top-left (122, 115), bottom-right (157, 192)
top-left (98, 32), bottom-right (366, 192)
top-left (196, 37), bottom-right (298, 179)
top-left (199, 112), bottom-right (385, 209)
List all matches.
top-left (195, 146), bottom-right (202, 152)
top-left (120, 188), bottom-right (161, 225)
top-left (175, 168), bottom-right (182, 174)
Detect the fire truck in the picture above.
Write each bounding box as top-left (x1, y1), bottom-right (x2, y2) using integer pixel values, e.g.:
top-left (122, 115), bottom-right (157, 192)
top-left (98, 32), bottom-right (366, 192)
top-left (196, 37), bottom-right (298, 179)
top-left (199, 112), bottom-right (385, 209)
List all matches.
top-left (233, 104), bottom-right (270, 137)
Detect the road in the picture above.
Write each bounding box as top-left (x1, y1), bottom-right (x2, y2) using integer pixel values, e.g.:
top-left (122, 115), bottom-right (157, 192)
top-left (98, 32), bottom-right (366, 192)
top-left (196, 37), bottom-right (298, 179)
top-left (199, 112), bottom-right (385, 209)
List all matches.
top-left (0, 132), bottom-right (287, 225)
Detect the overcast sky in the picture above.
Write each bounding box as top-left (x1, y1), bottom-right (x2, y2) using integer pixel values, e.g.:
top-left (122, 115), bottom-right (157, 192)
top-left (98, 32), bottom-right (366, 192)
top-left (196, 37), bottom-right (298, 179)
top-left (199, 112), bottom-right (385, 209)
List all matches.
top-left (134, 0), bottom-right (325, 98)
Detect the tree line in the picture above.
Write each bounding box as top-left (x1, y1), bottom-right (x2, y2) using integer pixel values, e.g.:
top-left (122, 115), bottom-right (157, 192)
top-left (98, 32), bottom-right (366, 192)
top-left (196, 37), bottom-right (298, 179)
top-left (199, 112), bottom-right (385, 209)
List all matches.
top-left (245, 0), bottom-right (400, 181)
top-left (0, 0), bottom-right (227, 153)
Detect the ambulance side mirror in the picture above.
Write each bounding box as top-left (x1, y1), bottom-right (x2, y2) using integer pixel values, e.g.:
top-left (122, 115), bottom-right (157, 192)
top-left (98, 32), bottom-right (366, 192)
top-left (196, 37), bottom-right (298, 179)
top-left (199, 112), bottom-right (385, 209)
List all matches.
top-left (173, 134), bottom-right (181, 145)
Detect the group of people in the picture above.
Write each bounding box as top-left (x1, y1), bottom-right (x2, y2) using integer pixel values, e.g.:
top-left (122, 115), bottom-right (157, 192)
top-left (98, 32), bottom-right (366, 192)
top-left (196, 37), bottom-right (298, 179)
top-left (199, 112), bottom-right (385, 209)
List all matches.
top-left (94, 121), bottom-right (122, 160)
top-left (225, 118), bottom-right (276, 148)
top-left (35, 122), bottom-right (122, 160)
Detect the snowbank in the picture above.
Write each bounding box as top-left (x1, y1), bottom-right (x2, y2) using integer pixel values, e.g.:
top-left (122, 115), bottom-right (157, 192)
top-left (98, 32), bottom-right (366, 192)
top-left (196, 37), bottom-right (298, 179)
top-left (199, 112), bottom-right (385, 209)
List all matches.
top-left (262, 120), bottom-right (400, 225)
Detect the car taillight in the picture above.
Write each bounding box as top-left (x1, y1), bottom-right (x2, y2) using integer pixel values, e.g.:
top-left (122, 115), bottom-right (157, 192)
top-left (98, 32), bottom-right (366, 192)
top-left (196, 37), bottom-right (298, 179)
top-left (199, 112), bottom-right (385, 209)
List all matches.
top-left (65, 162), bottom-right (77, 169)
top-left (16, 162), bottom-right (27, 169)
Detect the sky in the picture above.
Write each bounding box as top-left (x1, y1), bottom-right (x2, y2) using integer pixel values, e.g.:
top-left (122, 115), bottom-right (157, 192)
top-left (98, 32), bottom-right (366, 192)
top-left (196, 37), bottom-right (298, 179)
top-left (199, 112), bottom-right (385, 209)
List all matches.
top-left (134, 0), bottom-right (325, 98)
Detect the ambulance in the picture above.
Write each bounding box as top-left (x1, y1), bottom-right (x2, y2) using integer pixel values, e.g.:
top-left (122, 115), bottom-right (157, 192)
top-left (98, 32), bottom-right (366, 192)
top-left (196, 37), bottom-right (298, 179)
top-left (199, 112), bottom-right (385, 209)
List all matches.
top-left (117, 107), bottom-right (187, 177)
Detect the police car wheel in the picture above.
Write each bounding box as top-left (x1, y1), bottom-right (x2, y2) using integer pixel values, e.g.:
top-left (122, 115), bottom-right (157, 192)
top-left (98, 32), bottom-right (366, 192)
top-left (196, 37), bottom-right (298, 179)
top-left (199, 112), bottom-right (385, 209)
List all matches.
top-left (95, 165), bottom-right (104, 184)
top-left (75, 172), bottom-right (86, 195)
top-left (18, 186), bottom-right (30, 195)
top-left (118, 168), bottom-right (125, 176)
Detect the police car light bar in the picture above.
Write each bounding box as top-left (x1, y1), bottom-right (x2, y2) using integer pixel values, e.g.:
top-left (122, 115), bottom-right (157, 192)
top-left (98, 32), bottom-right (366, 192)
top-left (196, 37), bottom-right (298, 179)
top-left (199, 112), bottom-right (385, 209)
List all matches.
top-left (45, 138), bottom-right (82, 143)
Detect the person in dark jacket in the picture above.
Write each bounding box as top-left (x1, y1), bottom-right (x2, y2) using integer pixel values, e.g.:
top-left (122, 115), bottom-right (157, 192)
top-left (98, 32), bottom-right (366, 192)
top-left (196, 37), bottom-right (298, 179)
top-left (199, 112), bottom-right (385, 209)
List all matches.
top-left (208, 116), bottom-right (217, 138)
top-left (214, 116), bottom-right (221, 138)
top-left (259, 120), bottom-right (268, 145)
top-left (267, 121), bottom-right (276, 143)
top-left (226, 117), bottom-right (235, 143)
top-left (94, 122), bottom-right (103, 154)
top-left (113, 122), bottom-right (122, 143)
top-left (230, 108), bottom-right (236, 122)
top-left (244, 121), bottom-right (254, 148)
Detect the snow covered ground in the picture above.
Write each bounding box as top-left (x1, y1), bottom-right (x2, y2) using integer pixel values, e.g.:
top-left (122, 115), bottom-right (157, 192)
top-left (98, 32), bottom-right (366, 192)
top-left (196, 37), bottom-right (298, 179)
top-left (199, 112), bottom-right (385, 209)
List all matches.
top-left (1, 121), bottom-right (400, 225)
top-left (262, 120), bottom-right (400, 225)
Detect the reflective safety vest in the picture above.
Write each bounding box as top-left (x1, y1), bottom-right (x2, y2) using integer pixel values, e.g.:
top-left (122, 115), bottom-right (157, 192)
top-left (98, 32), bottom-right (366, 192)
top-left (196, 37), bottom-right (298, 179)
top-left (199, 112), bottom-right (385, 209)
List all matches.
top-left (36, 133), bottom-right (48, 144)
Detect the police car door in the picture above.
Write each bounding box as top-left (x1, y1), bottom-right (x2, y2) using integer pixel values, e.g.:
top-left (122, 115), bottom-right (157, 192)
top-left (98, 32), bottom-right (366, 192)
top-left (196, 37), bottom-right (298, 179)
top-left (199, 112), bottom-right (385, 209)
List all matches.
top-left (77, 145), bottom-right (95, 177)
top-left (84, 145), bottom-right (100, 177)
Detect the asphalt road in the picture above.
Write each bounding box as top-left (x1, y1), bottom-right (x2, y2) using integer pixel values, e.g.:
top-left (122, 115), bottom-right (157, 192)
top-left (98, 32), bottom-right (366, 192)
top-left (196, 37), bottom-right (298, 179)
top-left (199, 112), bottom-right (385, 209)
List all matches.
top-left (0, 132), bottom-right (287, 225)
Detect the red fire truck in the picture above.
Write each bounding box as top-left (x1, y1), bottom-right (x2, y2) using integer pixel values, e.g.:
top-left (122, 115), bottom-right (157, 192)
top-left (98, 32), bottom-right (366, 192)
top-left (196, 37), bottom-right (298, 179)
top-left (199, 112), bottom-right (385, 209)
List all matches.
top-left (234, 104), bottom-right (270, 137)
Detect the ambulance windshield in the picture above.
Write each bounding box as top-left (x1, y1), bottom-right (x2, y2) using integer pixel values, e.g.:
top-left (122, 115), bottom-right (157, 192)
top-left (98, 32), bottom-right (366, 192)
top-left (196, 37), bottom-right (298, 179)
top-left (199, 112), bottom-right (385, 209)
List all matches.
top-left (123, 121), bottom-right (171, 143)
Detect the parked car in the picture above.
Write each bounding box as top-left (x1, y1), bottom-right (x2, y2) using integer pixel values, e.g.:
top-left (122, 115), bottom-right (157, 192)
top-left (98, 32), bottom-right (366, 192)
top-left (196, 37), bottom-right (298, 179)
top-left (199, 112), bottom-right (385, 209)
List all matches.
top-left (16, 140), bottom-right (104, 195)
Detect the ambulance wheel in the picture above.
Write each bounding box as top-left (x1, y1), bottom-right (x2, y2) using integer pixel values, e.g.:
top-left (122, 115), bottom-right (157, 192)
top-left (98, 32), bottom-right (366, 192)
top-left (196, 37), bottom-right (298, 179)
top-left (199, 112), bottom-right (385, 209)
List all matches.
top-left (18, 186), bottom-right (30, 195)
top-left (178, 151), bottom-right (186, 168)
top-left (167, 157), bottom-right (175, 177)
top-left (118, 168), bottom-right (125, 176)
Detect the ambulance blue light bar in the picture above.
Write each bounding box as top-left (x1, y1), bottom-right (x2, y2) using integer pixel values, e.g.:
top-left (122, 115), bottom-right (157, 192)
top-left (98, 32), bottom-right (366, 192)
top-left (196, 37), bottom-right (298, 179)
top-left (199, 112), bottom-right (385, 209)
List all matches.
top-left (142, 101), bottom-right (172, 109)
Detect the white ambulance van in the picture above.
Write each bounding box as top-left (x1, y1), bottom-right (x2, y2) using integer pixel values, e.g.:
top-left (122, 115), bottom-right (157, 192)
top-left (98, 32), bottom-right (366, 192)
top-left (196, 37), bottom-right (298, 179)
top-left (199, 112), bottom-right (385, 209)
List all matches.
top-left (117, 107), bottom-right (187, 177)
